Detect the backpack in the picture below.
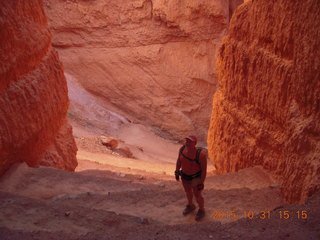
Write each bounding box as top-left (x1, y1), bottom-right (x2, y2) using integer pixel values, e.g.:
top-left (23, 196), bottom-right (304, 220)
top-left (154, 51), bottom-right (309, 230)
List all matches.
top-left (179, 145), bottom-right (206, 165)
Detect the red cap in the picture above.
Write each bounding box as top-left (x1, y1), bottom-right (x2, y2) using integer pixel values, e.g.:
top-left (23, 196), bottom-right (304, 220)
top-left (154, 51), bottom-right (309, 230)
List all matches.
top-left (185, 135), bottom-right (197, 144)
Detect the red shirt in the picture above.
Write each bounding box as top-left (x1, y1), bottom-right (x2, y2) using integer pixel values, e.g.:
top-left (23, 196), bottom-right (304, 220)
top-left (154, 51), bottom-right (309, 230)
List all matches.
top-left (179, 147), bottom-right (201, 175)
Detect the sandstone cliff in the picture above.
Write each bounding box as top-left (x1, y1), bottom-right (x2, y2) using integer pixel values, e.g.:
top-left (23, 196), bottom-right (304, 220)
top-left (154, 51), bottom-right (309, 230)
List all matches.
top-left (0, 0), bottom-right (78, 175)
top-left (44, 0), bottom-right (243, 142)
top-left (208, 0), bottom-right (320, 203)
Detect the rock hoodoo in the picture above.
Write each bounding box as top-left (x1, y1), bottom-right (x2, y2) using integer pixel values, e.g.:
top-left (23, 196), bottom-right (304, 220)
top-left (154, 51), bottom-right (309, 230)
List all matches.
top-left (208, 0), bottom-right (320, 203)
top-left (0, 0), bottom-right (78, 175)
top-left (44, 0), bottom-right (243, 142)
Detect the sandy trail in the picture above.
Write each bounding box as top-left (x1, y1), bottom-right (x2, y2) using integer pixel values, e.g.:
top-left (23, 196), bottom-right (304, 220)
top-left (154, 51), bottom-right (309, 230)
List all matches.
top-left (0, 158), bottom-right (282, 226)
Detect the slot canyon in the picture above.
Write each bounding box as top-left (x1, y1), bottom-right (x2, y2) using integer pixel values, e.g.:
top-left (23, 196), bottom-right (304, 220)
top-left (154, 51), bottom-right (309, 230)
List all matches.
top-left (0, 0), bottom-right (319, 239)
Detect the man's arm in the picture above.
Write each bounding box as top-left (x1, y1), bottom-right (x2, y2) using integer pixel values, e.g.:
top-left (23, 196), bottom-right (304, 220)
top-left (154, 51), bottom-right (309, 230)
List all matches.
top-left (200, 151), bottom-right (207, 183)
top-left (175, 147), bottom-right (182, 172)
top-left (174, 149), bottom-right (182, 181)
top-left (175, 156), bottom-right (181, 172)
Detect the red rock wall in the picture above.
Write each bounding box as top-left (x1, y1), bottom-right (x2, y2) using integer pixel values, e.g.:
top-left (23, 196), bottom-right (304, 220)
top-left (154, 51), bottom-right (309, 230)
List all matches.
top-left (0, 0), bottom-right (78, 175)
top-left (44, 0), bottom-right (243, 142)
top-left (208, 0), bottom-right (320, 203)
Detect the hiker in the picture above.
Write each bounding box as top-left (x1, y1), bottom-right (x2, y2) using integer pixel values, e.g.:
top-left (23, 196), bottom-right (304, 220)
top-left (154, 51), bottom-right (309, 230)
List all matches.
top-left (175, 135), bottom-right (207, 221)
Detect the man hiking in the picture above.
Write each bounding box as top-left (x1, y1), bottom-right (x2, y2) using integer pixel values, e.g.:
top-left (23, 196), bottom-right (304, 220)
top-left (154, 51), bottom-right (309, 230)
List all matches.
top-left (175, 135), bottom-right (207, 221)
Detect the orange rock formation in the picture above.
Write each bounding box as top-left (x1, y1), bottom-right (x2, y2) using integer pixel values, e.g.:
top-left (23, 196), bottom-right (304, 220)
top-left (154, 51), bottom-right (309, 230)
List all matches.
top-left (208, 0), bottom-right (320, 203)
top-left (0, 0), bottom-right (78, 175)
top-left (44, 0), bottom-right (243, 142)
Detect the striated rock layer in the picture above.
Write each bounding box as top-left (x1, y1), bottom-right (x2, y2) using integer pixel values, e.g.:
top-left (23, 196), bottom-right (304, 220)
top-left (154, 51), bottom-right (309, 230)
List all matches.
top-left (208, 0), bottom-right (320, 203)
top-left (0, 0), bottom-right (78, 175)
top-left (44, 0), bottom-right (243, 142)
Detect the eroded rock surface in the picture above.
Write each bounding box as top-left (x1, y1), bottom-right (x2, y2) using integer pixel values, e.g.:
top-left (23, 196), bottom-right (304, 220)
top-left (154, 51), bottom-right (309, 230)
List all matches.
top-left (0, 0), bottom-right (77, 175)
top-left (44, 0), bottom-right (243, 142)
top-left (208, 0), bottom-right (320, 203)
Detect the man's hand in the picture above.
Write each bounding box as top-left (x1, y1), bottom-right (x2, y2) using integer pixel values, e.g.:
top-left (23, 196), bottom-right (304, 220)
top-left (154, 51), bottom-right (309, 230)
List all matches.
top-left (197, 183), bottom-right (204, 191)
top-left (175, 170), bottom-right (180, 181)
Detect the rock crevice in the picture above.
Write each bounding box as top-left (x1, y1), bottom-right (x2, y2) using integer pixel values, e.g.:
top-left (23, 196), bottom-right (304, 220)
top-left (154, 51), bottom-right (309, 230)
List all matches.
top-left (0, 0), bottom-right (77, 175)
top-left (208, 0), bottom-right (320, 203)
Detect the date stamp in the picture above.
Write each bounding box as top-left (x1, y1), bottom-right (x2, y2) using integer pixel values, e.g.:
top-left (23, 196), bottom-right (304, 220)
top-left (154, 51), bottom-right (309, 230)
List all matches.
top-left (211, 209), bottom-right (308, 220)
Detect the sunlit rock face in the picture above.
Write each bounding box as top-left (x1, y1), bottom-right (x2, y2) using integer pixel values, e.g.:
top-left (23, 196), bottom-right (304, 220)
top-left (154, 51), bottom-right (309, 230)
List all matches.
top-left (0, 0), bottom-right (78, 175)
top-left (208, 0), bottom-right (320, 203)
top-left (44, 0), bottom-right (243, 142)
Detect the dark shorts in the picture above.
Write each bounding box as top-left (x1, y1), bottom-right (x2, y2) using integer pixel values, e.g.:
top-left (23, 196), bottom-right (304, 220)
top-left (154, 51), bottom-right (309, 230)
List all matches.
top-left (180, 171), bottom-right (201, 181)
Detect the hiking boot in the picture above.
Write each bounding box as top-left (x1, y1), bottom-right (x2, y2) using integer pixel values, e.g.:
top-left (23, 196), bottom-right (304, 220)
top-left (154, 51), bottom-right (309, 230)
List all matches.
top-left (182, 204), bottom-right (196, 216)
top-left (195, 209), bottom-right (205, 221)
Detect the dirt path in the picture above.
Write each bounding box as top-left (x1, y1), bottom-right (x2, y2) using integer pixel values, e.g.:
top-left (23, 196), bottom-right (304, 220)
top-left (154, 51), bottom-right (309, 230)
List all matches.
top-left (0, 160), bottom-right (319, 240)
top-left (0, 160), bottom-right (282, 226)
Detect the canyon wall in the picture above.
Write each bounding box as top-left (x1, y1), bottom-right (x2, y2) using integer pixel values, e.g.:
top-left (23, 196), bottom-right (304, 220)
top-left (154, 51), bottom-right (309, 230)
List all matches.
top-left (0, 0), bottom-right (78, 175)
top-left (44, 0), bottom-right (243, 142)
top-left (208, 0), bottom-right (320, 203)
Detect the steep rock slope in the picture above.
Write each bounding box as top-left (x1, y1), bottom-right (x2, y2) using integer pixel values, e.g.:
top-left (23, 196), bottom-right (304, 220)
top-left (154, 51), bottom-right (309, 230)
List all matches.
top-left (44, 0), bottom-right (243, 142)
top-left (208, 0), bottom-right (320, 203)
top-left (0, 0), bottom-right (78, 175)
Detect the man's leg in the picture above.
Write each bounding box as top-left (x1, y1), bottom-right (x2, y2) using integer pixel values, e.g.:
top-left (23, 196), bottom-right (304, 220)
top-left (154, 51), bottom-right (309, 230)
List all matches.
top-left (192, 178), bottom-right (205, 221)
top-left (182, 179), bottom-right (193, 205)
top-left (193, 186), bottom-right (204, 210)
top-left (181, 179), bottom-right (196, 215)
